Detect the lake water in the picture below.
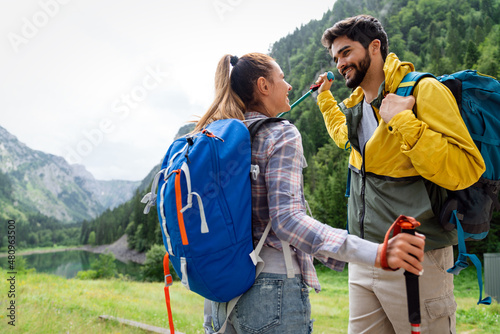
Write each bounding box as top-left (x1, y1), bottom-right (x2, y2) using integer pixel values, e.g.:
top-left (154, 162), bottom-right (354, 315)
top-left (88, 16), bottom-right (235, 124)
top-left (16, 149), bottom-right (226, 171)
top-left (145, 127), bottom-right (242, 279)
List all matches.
top-left (0, 250), bottom-right (143, 280)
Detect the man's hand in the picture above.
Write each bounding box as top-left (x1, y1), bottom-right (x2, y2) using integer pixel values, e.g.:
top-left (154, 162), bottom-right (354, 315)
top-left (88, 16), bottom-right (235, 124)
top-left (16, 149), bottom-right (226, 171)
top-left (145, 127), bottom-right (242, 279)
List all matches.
top-left (375, 232), bottom-right (425, 276)
top-left (379, 93), bottom-right (415, 123)
top-left (316, 72), bottom-right (334, 94)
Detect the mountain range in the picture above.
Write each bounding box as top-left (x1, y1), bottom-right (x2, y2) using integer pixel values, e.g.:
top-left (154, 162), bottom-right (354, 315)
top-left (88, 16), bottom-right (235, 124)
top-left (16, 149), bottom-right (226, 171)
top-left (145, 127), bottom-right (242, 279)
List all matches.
top-left (0, 125), bottom-right (140, 223)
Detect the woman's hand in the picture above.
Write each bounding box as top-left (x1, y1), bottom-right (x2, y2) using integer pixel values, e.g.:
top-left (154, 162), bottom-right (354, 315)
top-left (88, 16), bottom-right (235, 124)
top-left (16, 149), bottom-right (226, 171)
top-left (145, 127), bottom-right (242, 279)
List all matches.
top-left (375, 232), bottom-right (426, 276)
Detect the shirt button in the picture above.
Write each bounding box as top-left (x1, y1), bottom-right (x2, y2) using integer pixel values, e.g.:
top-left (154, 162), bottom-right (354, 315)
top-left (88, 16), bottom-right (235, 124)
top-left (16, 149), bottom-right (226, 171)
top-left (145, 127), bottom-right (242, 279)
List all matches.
top-left (388, 126), bottom-right (393, 131)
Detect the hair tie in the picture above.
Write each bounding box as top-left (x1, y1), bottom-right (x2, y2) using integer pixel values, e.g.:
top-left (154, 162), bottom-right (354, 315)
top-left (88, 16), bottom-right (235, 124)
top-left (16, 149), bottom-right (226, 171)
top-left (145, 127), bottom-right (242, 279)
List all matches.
top-left (230, 55), bottom-right (239, 66)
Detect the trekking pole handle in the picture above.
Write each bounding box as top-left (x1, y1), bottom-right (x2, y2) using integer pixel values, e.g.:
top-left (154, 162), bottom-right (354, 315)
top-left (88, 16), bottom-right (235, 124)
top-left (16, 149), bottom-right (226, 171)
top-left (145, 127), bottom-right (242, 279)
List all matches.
top-left (309, 71), bottom-right (335, 91)
top-left (278, 71), bottom-right (335, 117)
top-left (400, 220), bottom-right (422, 331)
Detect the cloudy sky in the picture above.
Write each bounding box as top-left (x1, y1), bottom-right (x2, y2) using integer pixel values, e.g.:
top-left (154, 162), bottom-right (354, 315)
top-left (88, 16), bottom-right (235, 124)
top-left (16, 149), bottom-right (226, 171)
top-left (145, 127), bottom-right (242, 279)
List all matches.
top-left (1, 0), bottom-right (335, 181)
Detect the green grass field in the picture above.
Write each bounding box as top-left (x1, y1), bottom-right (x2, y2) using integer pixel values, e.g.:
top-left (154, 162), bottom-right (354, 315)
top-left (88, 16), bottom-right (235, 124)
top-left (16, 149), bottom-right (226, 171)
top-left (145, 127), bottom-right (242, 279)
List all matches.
top-left (0, 266), bottom-right (498, 333)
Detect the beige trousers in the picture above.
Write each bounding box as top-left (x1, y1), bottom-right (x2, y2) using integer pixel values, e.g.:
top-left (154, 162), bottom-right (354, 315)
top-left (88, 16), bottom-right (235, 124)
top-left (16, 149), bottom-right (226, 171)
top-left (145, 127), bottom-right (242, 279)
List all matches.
top-left (348, 246), bottom-right (457, 334)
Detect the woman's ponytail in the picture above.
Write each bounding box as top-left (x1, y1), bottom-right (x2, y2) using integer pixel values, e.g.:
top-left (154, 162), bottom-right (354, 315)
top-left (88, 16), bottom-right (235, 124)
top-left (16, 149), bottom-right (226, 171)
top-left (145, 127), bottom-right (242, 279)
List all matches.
top-left (193, 54), bottom-right (245, 132)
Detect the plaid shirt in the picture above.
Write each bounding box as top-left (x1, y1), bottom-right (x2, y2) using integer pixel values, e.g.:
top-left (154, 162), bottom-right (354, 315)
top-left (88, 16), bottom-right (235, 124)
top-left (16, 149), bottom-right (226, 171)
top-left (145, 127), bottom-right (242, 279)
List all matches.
top-left (246, 112), bottom-right (347, 292)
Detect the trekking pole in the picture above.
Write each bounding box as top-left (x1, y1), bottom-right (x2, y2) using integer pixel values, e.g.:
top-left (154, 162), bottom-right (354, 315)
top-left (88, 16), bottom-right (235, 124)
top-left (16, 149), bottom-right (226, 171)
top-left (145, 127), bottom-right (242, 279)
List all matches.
top-left (277, 71), bottom-right (334, 117)
top-left (380, 215), bottom-right (421, 334)
top-left (399, 217), bottom-right (422, 334)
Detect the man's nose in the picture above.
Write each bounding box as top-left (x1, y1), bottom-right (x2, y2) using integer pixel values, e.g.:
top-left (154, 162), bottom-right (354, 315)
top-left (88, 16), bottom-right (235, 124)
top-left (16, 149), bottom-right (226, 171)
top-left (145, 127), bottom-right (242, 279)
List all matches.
top-left (336, 59), bottom-right (345, 73)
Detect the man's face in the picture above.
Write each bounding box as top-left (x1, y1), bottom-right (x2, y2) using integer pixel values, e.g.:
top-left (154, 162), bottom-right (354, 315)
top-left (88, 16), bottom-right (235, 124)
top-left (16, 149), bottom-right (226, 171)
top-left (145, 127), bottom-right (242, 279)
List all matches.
top-left (331, 35), bottom-right (371, 89)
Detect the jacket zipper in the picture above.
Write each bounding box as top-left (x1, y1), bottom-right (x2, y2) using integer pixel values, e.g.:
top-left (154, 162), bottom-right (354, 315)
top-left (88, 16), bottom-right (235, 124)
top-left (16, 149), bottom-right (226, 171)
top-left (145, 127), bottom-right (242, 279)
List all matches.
top-left (359, 103), bottom-right (378, 239)
top-left (360, 143), bottom-right (367, 239)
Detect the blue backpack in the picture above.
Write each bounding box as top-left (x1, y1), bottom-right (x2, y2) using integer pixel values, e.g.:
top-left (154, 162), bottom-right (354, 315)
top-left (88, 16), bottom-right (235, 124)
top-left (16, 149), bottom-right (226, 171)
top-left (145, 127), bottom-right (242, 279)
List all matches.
top-left (141, 117), bottom-right (282, 303)
top-left (396, 70), bottom-right (500, 305)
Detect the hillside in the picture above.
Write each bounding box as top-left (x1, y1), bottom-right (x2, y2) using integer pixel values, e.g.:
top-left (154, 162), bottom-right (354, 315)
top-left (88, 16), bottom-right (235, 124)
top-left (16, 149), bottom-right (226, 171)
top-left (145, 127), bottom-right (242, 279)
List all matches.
top-left (0, 125), bottom-right (140, 223)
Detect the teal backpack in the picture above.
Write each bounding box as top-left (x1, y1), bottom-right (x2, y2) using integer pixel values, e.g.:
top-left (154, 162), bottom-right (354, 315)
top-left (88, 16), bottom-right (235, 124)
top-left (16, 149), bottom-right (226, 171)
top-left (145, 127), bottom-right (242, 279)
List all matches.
top-left (396, 70), bottom-right (500, 305)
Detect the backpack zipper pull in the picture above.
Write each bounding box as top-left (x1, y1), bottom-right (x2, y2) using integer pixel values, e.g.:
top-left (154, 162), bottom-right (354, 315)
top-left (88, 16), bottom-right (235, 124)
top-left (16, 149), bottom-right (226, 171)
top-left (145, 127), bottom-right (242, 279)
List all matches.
top-left (185, 137), bottom-right (194, 164)
top-left (202, 129), bottom-right (224, 142)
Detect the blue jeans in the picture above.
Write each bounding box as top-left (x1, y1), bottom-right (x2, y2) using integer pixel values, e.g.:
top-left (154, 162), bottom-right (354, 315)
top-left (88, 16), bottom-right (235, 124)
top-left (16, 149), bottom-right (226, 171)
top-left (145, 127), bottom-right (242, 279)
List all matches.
top-left (212, 273), bottom-right (313, 333)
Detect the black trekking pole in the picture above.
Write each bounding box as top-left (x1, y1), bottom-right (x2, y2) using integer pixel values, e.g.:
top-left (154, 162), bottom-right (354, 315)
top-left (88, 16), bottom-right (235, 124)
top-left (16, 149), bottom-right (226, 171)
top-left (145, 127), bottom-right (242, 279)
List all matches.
top-left (399, 217), bottom-right (422, 334)
top-left (381, 215), bottom-right (422, 334)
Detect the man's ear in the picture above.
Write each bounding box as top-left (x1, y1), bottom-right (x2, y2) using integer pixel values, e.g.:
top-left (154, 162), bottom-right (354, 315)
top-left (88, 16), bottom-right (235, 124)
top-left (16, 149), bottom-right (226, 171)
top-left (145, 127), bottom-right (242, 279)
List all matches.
top-left (370, 39), bottom-right (381, 55)
top-left (256, 77), bottom-right (270, 96)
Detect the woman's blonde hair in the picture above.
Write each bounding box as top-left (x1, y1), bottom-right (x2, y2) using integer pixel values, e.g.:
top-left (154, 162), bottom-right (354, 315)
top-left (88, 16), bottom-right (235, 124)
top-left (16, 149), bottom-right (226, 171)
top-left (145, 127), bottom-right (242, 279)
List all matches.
top-left (193, 52), bottom-right (275, 132)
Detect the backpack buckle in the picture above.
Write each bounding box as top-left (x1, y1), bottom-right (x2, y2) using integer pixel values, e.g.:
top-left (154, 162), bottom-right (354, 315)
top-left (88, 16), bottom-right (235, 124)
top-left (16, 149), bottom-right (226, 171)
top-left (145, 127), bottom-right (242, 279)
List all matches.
top-left (165, 274), bottom-right (173, 287)
top-left (250, 164), bottom-right (260, 180)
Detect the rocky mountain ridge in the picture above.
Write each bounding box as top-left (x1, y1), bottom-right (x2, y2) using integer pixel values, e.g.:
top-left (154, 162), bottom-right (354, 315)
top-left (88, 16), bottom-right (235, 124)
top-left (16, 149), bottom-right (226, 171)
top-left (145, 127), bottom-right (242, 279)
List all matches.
top-left (0, 125), bottom-right (140, 223)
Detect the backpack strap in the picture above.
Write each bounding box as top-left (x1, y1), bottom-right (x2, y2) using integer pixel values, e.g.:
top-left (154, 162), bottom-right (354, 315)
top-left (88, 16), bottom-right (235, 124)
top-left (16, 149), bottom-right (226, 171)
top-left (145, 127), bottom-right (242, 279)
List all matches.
top-left (395, 72), bottom-right (435, 97)
top-left (446, 210), bottom-right (492, 305)
top-left (248, 117), bottom-right (284, 181)
top-left (141, 168), bottom-right (175, 255)
top-left (247, 117), bottom-right (284, 141)
top-left (163, 253), bottom-right (176, 334)
top-left (213, 223), bottom-right (296, 334)
top-left (141, 168), bottom-right (166, 214)
top-left (247, 116), bottom-right (296, 278)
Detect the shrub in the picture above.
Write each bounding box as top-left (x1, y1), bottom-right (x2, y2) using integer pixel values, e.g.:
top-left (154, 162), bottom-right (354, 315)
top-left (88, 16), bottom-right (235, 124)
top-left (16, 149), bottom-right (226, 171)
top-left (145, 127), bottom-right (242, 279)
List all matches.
top-left (142, 244), bottom-right (179, 282)
top-left (91, 252), bottom-right (117, 278)
top-left (76, 252), bottom-right (117, 280)
top-left (75, 269), bottom-right (98, 280)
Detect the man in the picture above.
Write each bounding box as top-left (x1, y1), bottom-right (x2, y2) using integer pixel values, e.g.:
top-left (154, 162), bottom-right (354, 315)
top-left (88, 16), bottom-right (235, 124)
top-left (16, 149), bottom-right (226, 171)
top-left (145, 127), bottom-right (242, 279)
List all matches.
top-left (315, 15), bottom-right (485, 333)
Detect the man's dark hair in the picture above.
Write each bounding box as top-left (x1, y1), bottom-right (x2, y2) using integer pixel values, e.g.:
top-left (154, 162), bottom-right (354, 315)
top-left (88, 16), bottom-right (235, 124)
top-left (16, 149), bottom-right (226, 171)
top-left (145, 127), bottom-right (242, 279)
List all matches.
top-left (321, 15), bottom-right (389, 61)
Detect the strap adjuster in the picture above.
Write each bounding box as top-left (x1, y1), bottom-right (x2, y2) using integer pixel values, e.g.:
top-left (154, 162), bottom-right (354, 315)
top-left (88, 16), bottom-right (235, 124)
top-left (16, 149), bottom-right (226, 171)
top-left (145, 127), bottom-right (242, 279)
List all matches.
top-left (250, 164), bottom-right (260, 180)
top-left (165, 274), bottom-right (173, 287)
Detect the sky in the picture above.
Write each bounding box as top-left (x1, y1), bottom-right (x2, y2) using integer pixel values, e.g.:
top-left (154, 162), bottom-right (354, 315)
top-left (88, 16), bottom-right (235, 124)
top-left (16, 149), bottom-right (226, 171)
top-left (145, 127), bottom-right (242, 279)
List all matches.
top-left (1, 0), bottom-right (335, 181)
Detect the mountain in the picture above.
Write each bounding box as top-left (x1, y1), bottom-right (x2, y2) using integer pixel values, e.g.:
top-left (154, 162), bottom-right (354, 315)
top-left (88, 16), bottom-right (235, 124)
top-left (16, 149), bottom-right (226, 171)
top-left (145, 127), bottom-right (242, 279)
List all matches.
top-left (0, 125), bottom-right (140, 223)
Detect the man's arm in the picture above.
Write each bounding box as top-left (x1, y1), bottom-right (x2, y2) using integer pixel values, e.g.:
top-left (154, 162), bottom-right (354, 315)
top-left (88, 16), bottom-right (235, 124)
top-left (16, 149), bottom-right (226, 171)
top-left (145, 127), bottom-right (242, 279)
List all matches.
top-left (380, 77), bottom-right (486, 190)
top-left (316, 73), bottom-right (349, 149)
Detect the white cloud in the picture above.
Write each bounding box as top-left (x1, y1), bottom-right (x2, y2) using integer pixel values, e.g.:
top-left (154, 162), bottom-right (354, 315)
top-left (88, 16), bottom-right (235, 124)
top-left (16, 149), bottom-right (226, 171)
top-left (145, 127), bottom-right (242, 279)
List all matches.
top-left (0, 0), bottom-right (335, 180)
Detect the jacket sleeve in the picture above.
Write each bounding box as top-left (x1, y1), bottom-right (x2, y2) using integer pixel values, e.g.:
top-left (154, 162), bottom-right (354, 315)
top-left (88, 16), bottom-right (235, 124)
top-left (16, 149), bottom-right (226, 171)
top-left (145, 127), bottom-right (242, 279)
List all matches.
top-left (264, 123), bottom-right (353, 267)
top-left (317, 90), bottom-right (349, 149)
top-left (387, 77), bottom-right (486, 190)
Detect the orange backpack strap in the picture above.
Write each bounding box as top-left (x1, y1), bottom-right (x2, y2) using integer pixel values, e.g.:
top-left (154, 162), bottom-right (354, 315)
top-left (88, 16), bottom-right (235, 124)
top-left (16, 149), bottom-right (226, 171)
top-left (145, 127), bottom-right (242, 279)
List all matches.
top-left (163, 253), bottom-right (175, 333)
top-left (380, 215), bottom-right (420, 270)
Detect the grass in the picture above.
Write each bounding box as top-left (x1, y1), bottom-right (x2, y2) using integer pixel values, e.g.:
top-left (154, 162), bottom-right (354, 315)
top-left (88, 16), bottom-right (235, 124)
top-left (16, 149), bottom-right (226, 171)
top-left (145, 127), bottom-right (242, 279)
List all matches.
top-left (0, 266), bottom-right (498, 333)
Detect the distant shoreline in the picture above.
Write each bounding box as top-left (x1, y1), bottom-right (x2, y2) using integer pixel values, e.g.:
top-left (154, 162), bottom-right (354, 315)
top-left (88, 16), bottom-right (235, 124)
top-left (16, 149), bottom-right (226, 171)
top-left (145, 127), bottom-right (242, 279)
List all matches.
top-left (0, 246), bottom-right (85, 257)
top-left (0, 234), bottom-right (146, 264)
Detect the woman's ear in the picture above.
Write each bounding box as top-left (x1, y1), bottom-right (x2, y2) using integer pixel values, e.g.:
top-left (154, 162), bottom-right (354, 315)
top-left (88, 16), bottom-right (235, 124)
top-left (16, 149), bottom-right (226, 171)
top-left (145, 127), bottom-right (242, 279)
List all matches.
top-left (256, 77), bottom-right (270, 96)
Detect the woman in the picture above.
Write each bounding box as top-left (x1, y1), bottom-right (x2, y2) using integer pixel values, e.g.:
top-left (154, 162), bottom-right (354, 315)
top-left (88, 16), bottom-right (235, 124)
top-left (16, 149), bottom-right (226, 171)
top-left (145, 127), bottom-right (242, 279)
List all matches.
top-left (197, 53), bottom-right (425, 333)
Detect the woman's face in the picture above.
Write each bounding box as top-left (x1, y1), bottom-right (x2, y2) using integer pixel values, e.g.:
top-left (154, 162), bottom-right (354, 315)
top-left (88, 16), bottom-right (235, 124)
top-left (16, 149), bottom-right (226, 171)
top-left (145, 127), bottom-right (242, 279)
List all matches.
top-left (267, 61), bottom-right (292, 116)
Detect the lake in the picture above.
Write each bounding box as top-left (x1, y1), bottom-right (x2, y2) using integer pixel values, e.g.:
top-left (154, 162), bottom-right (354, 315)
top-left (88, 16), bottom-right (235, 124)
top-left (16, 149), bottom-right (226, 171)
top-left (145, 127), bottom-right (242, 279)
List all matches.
top-left (0, 250), bottom-right (143, 280)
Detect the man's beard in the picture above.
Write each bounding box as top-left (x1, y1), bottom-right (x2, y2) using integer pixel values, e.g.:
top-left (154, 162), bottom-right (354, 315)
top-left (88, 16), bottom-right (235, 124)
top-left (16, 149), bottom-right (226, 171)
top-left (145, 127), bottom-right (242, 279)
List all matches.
top-left (344, 50), bottom-right (371, 89)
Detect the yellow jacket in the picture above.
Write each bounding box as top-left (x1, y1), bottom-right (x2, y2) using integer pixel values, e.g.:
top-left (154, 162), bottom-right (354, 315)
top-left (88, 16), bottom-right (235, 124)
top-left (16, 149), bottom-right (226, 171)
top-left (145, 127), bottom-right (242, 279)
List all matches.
top-left (318, 53), bottom-right (485, 191)
top-left (317, 53), bottom-right (485, 250)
